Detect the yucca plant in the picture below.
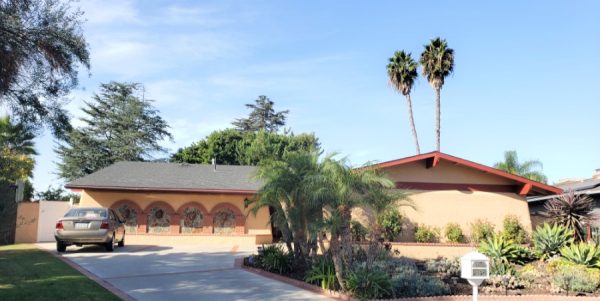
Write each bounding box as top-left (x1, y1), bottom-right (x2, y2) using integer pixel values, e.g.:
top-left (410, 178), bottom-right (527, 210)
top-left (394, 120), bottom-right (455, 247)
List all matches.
top-left (305, 256), bottom-right (339, 290)
top-left (533, 223), bottom-right (575, 260)
top-left (544, 190), bottom-right (595, 241)
top-left (559, 242), bottom-right (600, 268)
top-left (479, 234), bottom-right (519, 264)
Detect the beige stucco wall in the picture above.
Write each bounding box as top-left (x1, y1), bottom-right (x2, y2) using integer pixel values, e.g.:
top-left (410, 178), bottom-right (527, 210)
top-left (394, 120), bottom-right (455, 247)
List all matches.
top-left (79, 190), bottom-right (271, 236)
top-left (15, 202), bottom-right (39, 243)
top-left (385, 160), bottom-right (515, 185)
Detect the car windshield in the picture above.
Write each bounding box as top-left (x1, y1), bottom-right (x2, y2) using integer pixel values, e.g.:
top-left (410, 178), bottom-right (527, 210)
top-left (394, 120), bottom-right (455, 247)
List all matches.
top-left (64, 208), bottom-right (107, 218)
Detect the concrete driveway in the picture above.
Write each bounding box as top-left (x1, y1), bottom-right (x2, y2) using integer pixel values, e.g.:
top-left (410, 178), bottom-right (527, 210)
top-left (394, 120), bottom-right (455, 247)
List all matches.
top-left (37, 243), bottom-right (332, 301)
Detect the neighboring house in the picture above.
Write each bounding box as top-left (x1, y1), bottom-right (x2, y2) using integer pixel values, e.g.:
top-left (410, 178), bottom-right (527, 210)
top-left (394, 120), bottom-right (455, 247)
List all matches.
top-left (528, 169), bottom-right (600, 241)
top-left (354, 152), bottom-right (561, 242)
top-left (65, 162), bottom-right (272, 245)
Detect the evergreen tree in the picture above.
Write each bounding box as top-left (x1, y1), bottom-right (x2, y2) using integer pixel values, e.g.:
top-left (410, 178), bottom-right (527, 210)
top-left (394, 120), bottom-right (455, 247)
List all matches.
top-left (56, 82), bottom-right (172, 181)
top-left (232, 95), bottom-right (289, 132)
top-left (0, 0), bottom-right (90, 138)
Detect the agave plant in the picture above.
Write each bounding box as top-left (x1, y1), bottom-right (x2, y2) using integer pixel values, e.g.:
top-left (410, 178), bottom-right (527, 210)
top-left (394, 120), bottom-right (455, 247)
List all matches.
top-left (559, 242), bottom-right (600, 268)
top-left (478, 234), bottom-right (519, 264)
top-left (533, 223), bottom-right (575, 260)
top-left (544, 190), bottom-right (595, 241)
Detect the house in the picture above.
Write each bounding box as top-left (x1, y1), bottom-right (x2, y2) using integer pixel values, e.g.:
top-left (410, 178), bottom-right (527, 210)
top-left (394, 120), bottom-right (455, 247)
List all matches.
top-left (65, 162), bottom-right (273, 245)
top-left (353, 152), bottom-right (562, 243)
top-left (528, 169), bottom-right (600, 241)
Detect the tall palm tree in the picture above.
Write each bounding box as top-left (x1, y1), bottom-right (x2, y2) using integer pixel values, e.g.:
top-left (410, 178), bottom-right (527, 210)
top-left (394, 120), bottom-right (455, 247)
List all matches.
top-left (419, 37), bottom-right (454, 151)
top-left (0, 116), bottom-right (37, 156)
top-left (387, 51), bottom-right (421, 154)
top-left (494, 150), bottom-right (548, 183)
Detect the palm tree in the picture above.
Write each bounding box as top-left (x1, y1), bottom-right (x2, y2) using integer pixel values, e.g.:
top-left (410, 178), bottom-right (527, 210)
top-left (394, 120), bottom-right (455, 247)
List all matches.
top-left (494, 150), bottom-right (548, 183)
top-left (419, 37), bottom-right (454, 151)
top-left (387, 51), bottom-right (420, 154)
top-left (0, 116), bottom-right (37, 156)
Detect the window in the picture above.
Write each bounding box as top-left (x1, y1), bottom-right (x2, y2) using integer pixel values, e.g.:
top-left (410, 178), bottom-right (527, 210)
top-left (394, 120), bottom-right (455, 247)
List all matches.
top-left (64, 208), bottom-right (107, 218)
top-left (180, 207), bottom-right (204, 233)
top-left (213, 208), bottom-right (235, 234)
top-left (147, 207), bottom-right (171, 233)
top-left (115, 204), bottom-right (138, 233)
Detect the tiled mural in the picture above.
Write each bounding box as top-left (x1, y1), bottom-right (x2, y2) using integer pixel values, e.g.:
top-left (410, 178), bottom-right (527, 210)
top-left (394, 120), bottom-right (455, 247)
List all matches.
top-left (180, 207), bottom-right (204, 233)
top-left (147, 207), bottom-right (171, 233)
top-left (116, 204), bottom-right (138, 233)
top-left (213, 208), bottom-right (235, 234)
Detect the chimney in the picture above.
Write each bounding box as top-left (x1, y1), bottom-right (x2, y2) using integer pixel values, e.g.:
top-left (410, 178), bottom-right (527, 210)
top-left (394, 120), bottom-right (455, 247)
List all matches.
top-left (212, 158), bottom-right (216, 171)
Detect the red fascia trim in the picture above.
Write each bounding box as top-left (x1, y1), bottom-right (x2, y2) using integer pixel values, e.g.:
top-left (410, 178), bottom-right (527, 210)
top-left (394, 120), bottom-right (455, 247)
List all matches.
top-left (395, 181), bottom-right (519, 193)
top-left (370, 151), bottom-right (562, 195)
top-left (64, 185), bottom-right (257, 195)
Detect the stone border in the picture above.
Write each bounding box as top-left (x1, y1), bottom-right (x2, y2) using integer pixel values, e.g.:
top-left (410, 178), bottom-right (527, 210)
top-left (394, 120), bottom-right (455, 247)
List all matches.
top-left (36, 244), bottom-right (136, 301)
top-left (241, 264), bottom-right (357, 301)
top-left (375, 295), bottom-right (600, 301)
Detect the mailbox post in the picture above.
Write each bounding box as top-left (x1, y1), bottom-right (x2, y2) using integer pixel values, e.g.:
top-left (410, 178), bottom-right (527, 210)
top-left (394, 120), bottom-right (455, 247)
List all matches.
top-left (460, 251), bottom-right (489, 301)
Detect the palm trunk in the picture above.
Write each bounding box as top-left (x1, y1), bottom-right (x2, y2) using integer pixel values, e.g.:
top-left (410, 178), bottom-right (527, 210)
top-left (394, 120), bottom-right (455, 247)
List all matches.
top-left (329, 234), bottom-right (346, 291)
top-left (435, 87), bottom-right (441, 151)
top-left (340, 206), bottom-right (353, 266)
top-left (405, 94), bottom-right (420, 154)
top-left (366, 222), bottom-right (381, 271)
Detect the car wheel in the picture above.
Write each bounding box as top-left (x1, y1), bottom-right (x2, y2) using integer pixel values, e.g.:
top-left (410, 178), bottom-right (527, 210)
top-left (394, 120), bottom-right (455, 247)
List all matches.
top-left (118, 233), bottom-right (125, 247)
top-left (56, 241), bottom-right (66, 253)
top-left (105, 233), bottom-right (115, 252)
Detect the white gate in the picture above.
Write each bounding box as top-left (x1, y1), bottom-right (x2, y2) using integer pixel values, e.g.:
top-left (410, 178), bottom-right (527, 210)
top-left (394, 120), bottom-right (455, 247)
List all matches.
top-left (37, 201), bottom-right (72, 242)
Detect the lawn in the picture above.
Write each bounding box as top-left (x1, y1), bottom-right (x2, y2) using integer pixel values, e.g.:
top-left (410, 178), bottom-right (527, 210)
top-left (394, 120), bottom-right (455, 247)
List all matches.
top-left (0, 244), bottom-right (121, 301)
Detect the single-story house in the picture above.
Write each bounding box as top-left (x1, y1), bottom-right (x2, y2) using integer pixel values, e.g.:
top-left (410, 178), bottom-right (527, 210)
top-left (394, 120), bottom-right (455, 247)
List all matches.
top-left (65, 151), bottom-right (562, 248)
top-left (353, 152), bottom-right (562, 243)
top-left (528, 169), bottom-right (600, 241)
top-left (65, 162), bottom-right (272, 245)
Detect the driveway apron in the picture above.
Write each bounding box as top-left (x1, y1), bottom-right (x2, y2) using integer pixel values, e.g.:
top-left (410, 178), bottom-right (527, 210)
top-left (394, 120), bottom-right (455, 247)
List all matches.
top-left (37, 243), bottom-right (332, 301)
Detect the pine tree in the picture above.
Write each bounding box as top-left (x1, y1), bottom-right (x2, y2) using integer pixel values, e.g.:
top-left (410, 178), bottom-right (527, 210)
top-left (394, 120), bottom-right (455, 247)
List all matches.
top-left (56, 82), bottom-right (172, 181)
top-left (232, 95), bottom-right (289, 132)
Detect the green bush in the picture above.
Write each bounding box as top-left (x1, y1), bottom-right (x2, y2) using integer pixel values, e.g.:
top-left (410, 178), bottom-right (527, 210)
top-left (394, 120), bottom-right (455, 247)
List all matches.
top-left (479, 234), bottom-right (519, 265)
top-left (414, 225), bottom-right (439, 243)
top-left (305, 255), bottom-right (338, 290)
top-left (259, 245), bottom-right (292, 274)
top-left (501, 215), bottom-right (528, 244)
top-left (379, 209), bottom-right (403, 242)
top-left (424, 257), bottom-right (460, 277)
top-left (533, 223), bottom-right (574, 260)
top-left (484, 274), bottom-right (527, 290)
top-left (559, 242), bottom-right (600, 268)
top-left (553, 265), bottom-right (600, 293)
top-left (444, 223), bottom-right (464, 243)
top-left (391, 262), bottom-right (450, 298)
top-left (346, 266), bottom-right (392, 301)
top-left (470, 219), bottom-right (495, 243)
top-left (351, 220), bottom-right (368, 242)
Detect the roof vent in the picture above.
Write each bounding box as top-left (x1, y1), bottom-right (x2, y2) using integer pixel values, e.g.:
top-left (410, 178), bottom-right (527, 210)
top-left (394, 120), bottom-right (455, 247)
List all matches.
top-left (212, 158), bottom-right (216, 171)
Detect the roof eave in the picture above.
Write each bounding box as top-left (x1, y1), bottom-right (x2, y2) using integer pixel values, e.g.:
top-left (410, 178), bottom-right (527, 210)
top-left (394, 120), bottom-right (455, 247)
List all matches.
top-left (65, 184), bottom-right (257, 195)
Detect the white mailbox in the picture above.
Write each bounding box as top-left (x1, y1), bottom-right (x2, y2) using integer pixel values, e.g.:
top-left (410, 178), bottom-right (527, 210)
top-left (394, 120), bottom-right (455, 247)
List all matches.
top-left (460, 251), bottom-right (489, 301)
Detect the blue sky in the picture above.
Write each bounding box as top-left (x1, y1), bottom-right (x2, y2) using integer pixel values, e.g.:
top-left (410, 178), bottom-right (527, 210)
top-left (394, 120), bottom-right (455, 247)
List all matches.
top-left (31, 0), bottom-right (600, 192)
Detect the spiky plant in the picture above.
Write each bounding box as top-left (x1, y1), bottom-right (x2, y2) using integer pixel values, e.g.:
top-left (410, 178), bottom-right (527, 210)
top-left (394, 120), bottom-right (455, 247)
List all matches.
top-left (387, 50), bottom-right (420, 154)
top-left (544, 190), bottom-right (595, 241)
top-left (478, 234), bottom-right (519, 264)
top-left (533, 223), bottom-right (575, 260)
top-left (559, 242), bottom-right (600, 268)
top-left (419, 37), bottom-right (454, 151)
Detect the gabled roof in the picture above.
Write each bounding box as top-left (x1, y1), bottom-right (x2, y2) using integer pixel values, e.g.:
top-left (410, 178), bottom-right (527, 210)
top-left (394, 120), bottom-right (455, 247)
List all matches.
top-left (65, 162), bottom-right (261, 194)
top-left (367, 151), bottom-right (562, 196)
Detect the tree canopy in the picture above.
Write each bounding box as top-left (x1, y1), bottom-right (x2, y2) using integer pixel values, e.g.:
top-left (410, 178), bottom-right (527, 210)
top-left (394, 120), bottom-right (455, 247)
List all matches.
top-left (170, 129), bottom-right (319, 166)
top-left (0, 116), bottom-right (36, 182)
top-left (494, 150), bottom-right (548, 183)
top-left (231, 95), bottom-right (289, 132)
top-left (56, 82), bottom-right (172, 181)
top-left (0, 0), bottom-right (90, 138)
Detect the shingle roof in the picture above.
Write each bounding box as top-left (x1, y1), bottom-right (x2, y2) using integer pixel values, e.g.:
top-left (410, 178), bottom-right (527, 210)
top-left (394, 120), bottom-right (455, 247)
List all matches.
top-left (557, 178), bottom-right (600, 191)
top-left (65, 162), bottom-right (261, 193)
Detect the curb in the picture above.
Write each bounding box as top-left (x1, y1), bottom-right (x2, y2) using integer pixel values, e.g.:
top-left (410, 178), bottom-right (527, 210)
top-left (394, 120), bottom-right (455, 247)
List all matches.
top-left (241, 264), bottom-right (357, 301)
top-left (36, 244), bottom-right (136, 301)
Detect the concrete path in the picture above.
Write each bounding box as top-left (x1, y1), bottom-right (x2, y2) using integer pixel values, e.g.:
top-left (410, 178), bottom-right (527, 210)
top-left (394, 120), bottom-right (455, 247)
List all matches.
top-left (37, 243), bottom-right (332, 301)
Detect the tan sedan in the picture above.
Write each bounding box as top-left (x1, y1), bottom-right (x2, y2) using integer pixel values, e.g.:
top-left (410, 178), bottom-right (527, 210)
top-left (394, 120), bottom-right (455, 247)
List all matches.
top-left (55, 207), bottom-right (125, 252)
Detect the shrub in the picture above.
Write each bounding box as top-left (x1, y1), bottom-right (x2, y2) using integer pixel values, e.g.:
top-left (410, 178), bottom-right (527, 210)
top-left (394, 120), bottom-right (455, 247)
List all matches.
top-left (392, 263), bottom-right (450, 297)
top-left (351, 220), bottom-right (368, 242)
top-left (346, 266), bottom-right (392, 301)
top-left (553, 265), bottom-right (600, 294)
top-left (259, 245), bottom-right (292, 274)
top-left (379, 209), bottom-right (403, 242)
top-left (305, 255), bottom-right (338, 290)
top-left (484, 274), bottom-right (527, 291)
top-left (470, 219), bottom-right (495, 243)
top-left (501, 215), bottom-right (528, 244)
top-left (479, 234), bottom-right (519, 265)
top-left (544, 190), bottom-right (595, 241)
top-left (414, 225), bottom-right (439, 243)
top-left (533, 223), bottom-right (574, 260)
top-left (444, 223), bottom-right (464, 243)
top-left (424, 257), bottom-right (460, 277)
top-left (559, 242), bottom-right (600, 268)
